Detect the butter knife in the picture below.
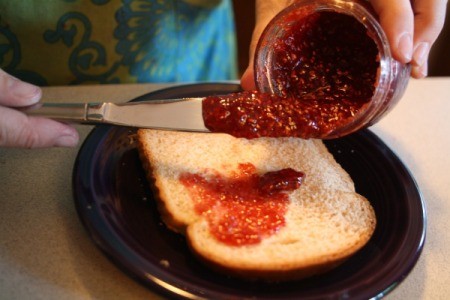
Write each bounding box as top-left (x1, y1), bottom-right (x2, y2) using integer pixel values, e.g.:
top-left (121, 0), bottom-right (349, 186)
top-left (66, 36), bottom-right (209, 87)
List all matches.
top-left (22, 98), bottom-right (209, 132)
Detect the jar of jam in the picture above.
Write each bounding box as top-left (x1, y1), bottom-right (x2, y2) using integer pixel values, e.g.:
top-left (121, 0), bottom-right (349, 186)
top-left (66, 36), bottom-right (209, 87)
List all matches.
top-left (254, 0), bottom-right (411, 139)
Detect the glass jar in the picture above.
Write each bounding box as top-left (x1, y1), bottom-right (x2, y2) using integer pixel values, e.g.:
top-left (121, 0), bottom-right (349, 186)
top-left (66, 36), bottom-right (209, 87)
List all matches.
top-left (254, 0), bottom-right (410, 139)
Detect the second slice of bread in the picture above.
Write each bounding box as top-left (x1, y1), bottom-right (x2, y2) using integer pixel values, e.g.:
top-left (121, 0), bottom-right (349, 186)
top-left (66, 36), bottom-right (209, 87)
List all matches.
top-left (137, 129), bottom-right (376, 281)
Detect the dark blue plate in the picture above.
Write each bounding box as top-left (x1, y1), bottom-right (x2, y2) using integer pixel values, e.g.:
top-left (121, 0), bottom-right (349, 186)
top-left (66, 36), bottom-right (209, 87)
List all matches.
top-left (73, 83), bottom-right (426, 300)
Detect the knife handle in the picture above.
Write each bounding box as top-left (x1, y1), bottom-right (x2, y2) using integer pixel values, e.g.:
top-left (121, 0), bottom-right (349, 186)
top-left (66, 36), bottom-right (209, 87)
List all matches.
top-left (20, 102), bottom-right (106, 124)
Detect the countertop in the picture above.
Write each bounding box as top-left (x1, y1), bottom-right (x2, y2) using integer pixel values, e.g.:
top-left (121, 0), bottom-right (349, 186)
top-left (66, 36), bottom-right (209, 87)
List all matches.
top-left (0, 78), bottom-right (449, 299)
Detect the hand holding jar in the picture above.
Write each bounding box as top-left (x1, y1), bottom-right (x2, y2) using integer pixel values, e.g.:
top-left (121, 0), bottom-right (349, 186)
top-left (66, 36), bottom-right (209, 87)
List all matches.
top-left (241, 0), bottom-right (448, 90)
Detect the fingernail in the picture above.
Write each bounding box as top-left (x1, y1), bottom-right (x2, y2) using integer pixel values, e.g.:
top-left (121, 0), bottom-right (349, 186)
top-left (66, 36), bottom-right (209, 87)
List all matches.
top-left (8, 76), bottom-right (41, 103)
top-left (412, 63), bottom-right (428, 79)
top-left (54, 133), bottom-right (78, 147)
top-left (397, 33), bottom-right (413, 62)
top-left (412, 42), bottom-right (429, 67)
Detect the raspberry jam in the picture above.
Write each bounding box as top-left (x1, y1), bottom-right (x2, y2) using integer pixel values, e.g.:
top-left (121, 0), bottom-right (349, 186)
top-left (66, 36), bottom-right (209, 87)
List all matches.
top-left (179, 163), bottom-right (304, 246)
top-left (206, 0), bottom-right (409, 139)
top-left (267, 11), bottom-right (379, 101)
top-left (203, 89), bottom-right (368, 139)
top-left (203, 10), bottom-right (380, 139)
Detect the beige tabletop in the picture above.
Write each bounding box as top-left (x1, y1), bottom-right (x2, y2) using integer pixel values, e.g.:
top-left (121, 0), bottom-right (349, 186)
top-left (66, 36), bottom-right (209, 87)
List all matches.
top-left (0, 78), bottom-right (449, 299)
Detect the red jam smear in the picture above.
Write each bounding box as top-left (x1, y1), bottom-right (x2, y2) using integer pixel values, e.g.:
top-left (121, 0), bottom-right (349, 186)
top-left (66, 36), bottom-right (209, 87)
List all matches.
top-left (179, 163), bottom-right (304, 246)
top-left (203, 11), bottom-right (379, 139)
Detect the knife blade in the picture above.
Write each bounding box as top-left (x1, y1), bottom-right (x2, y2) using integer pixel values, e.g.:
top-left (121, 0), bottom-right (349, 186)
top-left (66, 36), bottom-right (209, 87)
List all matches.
top-left (22, 98), bottom-right (210, 132)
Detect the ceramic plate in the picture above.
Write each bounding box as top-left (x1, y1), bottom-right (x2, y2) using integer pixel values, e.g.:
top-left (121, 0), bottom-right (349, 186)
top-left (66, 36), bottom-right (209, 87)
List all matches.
top-left (73, 83), bottom-right (426, 299)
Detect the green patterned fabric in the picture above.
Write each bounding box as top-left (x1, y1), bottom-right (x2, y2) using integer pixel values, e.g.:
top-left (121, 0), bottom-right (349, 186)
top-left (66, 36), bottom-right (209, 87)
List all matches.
top-left (0, 0), bottom-right (237, 86)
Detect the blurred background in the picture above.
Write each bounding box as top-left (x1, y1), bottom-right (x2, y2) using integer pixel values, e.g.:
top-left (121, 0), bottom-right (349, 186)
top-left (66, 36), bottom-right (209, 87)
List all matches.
top-left (232, 1), bottom-right (450, 77)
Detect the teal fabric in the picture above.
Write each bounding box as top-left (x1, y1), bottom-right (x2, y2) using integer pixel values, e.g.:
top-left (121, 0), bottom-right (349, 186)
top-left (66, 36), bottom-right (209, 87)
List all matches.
top-left (0, 0), bottom-right (237, 86)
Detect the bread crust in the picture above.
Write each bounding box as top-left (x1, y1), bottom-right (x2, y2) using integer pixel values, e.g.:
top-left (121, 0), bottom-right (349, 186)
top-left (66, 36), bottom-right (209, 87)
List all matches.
top-left (137, 129), bottom-right (376, 281)
top-left (137, 134), bottom-right (190, 234)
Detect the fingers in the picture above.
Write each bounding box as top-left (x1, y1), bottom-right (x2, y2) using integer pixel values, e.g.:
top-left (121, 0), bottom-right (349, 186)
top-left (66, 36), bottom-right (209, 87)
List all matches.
top-left (241, 0), bottom-right (447, 90)
top-left (370, 0), bottom-right (415, 64)
top-left (0, 68), bottom-right (79, 148)
top-left (0, 68), bottom-right (42, 107)
top-left (410, 0), bottom-right (448, 78)
top-left (0, 106), bottom-right (79, 148)
top-left (371, 0), bottom-right (448, 78)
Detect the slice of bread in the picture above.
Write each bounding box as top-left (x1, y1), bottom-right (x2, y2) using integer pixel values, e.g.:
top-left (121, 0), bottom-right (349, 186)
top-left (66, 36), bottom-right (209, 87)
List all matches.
top-left (137, 129), bottom-right (376, 281)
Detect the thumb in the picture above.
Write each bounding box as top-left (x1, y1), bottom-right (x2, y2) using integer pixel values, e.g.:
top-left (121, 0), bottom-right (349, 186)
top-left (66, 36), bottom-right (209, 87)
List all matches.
top-left (0, 68), bottom-right (42, 107)
top-left (240, 19), bottom-right (271, 91)
top-left (240, 1), bottom-right (292, 90)
top-left (240, 66), bottom-right (256, 91)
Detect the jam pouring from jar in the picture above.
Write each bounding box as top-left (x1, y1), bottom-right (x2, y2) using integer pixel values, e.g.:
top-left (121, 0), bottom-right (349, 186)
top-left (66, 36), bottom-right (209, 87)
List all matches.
top-left (203, 11), bottom-right (379, 139)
